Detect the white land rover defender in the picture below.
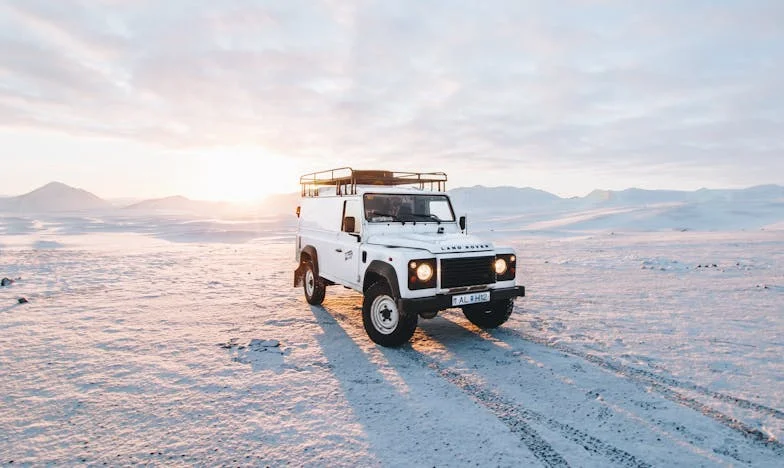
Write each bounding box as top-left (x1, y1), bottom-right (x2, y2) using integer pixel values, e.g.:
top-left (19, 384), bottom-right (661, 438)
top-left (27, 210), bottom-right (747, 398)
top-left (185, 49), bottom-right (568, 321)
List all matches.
top-left (294, 167), bottom-right (525, 347)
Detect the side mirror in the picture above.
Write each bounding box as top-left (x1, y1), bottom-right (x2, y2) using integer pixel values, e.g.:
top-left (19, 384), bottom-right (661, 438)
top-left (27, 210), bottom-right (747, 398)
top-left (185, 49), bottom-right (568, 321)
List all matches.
top-left (459, 215), bottom-right (466, 231)
top-left (343, 216), bottom-right (356, 233)
top-left (296, 206), bottom-right (301, 218)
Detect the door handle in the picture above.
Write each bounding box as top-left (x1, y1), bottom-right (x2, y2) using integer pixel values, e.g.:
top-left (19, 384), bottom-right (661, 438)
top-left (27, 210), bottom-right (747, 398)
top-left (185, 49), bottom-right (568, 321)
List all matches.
top-left (335, 248), bottom-right (343, 252)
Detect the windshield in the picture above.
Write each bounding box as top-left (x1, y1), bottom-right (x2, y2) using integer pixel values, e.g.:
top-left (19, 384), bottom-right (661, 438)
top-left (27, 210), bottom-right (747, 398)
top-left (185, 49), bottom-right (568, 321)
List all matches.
top-left (363, 193), bottom-right (455, 223)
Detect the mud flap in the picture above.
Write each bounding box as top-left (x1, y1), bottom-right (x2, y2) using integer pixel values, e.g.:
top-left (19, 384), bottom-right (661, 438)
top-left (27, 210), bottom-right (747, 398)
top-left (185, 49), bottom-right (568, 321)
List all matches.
top-left (294, 264), bottom-right (305, 287)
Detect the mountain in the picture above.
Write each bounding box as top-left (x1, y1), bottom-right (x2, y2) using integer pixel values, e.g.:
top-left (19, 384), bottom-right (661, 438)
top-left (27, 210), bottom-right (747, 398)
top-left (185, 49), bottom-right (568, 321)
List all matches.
top-left (514, 199), bottom-right (784, 232)
top-left (124, 192), bottom-right (301, 218)
top-left (107, 196), bottom-right (145, 207)
top-left (583, 188), bottom-right (691, 205)
top-left (124, 196), bottom-right (240, 215)
top-left (583, 185), bottom-right (784, 206)
top-left (694, 184), bottom-right (784, 202)
top-left (2, 181), bottom-right (781, 233)
top-left (0, 182), bottom-right (110, 212)
top-left (448, 185), bottom-right (563, 214)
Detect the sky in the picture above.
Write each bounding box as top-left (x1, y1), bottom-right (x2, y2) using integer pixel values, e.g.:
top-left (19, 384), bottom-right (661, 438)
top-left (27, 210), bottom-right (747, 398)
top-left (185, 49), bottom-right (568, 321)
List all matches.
top-left (1, 0), bottom-right (782, 201)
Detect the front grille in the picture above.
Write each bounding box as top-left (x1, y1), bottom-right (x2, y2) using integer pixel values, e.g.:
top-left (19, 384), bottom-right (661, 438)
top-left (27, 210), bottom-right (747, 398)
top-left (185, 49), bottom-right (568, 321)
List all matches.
top-left (441, 256), bottom-right (495, 288)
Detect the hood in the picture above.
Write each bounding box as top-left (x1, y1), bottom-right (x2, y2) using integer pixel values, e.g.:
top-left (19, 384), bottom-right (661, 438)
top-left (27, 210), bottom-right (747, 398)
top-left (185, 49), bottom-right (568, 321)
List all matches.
top-left (366, 232), bottom-right (493, 254)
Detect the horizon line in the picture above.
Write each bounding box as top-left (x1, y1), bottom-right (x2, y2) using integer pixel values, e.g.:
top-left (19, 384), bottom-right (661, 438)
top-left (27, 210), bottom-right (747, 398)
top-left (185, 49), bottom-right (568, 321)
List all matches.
top-left (1, 181), bottom-right (782, 204)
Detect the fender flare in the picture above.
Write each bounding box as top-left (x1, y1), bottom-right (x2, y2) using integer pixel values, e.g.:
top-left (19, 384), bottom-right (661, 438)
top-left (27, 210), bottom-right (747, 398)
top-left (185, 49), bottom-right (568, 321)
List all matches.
top-left (364, 260), bottom-right (401, 299)
top-left (295, 245), bottom-right (320, 287)
top-left (299, 245), bottom-right (320, 276)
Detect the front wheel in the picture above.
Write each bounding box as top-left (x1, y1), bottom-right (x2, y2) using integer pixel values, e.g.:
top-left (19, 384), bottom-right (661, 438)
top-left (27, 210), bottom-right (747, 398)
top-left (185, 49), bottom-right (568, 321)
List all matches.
top-left (462, 298), bottom-right (513, 328)
top-left (303, 261), bottom-right (326, 305)
top-left (362, 282), bottom-right (417, 347)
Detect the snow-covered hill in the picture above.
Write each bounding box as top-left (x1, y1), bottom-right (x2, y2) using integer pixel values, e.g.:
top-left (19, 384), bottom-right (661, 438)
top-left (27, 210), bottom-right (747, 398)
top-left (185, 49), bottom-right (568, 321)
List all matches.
top-left (2, 182), bottom-right (782, 232)
top-left (452, 185), bottom-right (784, 233)
top-left (124, 195), bottom-right (240, 215)
top-left (583, 185), bottom-right (784, 206)
top-left (448, 185), bottom-right (562, 214)
top-left (499, 200), bottom-right (783, 233)
top-left (0, 182), bottom-right (110, 212)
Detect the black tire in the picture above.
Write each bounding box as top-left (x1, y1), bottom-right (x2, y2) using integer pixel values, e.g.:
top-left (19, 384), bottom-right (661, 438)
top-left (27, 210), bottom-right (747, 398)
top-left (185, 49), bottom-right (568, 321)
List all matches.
top-left (462, 298), bottom-right (513, 328)
top-left (362, 282), bottom-right (417, 347)
top-left (303, 261), bottom-right (326, 305)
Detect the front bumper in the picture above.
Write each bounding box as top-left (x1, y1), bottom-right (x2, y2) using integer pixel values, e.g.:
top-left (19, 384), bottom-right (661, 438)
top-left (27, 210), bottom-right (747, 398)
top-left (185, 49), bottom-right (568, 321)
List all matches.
top-left (400, 285), bottom-right (525, 314)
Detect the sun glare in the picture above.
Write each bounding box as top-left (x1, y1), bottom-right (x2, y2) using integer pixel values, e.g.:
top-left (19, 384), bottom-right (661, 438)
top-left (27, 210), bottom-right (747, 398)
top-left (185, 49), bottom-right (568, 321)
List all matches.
top-left (199, 149), bottom-right (299, 202)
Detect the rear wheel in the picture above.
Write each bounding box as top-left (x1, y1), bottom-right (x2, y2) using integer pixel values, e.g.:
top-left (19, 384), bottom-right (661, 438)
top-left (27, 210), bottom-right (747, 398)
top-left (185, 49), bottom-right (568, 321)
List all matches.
top-left (462, 298), bottom-right (513, 328)
top-left (303, 261), bottom-right (326, 305)
top-left (362, 282), bottom-right (417, 347)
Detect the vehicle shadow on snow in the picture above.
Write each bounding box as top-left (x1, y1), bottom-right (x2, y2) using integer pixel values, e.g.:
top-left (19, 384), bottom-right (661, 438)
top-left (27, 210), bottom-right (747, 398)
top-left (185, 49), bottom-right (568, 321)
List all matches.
top-left (309, 300), bottom-right (546, 466)
top-left (307, 302), bottom-right (420, 466)
top-left (411, 312), bottom-right (493, 347)
top-left (308, 302), bottom-right (518, 466)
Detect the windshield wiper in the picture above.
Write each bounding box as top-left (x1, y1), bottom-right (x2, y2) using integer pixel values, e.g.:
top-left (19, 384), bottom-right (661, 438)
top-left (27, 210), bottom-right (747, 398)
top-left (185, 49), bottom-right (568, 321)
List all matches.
top-left (408, 213), bottom-right (442, 224)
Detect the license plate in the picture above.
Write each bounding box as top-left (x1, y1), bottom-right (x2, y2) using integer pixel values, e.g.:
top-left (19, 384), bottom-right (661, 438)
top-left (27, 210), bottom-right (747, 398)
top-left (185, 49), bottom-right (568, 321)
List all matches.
top-left (452, 291), bottom-right (490, 306)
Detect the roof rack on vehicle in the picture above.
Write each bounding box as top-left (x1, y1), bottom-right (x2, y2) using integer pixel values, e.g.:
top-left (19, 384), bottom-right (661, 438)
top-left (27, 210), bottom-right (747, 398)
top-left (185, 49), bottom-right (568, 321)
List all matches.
top-left (300, 167), bottom-right (447, 197)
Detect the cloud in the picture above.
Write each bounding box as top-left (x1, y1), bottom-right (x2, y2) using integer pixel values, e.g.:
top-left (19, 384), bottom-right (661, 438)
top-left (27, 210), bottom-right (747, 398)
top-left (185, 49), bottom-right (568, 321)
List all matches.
top-left (0, 0), bottom-right (782, 193)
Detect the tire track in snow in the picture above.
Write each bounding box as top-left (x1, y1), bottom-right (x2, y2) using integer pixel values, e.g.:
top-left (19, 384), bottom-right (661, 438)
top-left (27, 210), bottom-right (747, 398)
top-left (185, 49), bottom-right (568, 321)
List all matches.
top-left (487, 323), bottom-right (784, 456)
top-left (497, 321), bottom-right (784, 420)
top-left (399, 347), bottom-right (652, 468)
top-left (326, 306), bottom-right (649, 468)
top-left (402, 349), bottom-right (569, 468)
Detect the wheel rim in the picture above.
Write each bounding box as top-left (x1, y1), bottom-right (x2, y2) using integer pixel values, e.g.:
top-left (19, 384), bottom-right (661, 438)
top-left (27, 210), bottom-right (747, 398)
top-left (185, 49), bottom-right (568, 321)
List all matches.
top-left (370, 295), bottom-right (399, 335)
top-left (305, 268), bottom-right (315, 297)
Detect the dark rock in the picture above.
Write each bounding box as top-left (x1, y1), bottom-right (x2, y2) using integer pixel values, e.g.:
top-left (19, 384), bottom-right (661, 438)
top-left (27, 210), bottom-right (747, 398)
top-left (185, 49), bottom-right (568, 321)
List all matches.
top-left (248, 338), bottom-right (280, 349)
top-left (218, 338), bottom-right (239, 349)
top-left (17, 297), bottom-right (28, 304)
top-left (1, 277), bottom-right (14, 286)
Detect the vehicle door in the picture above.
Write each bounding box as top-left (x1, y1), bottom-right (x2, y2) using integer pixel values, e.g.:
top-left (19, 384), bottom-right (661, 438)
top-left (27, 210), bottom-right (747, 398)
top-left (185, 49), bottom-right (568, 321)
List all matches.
top-left (310, 197), bottom-right (345, 283)
top-left (332, 199), bottom-right (362, 286)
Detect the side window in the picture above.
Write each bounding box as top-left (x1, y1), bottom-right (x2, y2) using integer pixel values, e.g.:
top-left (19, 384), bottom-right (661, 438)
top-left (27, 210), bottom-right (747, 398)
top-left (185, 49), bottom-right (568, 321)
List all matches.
top-left (343, 200), bottom-right (361, 234)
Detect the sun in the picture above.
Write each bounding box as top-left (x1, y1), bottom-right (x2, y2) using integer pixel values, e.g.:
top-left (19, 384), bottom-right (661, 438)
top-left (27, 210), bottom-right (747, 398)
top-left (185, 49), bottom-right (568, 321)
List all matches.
top-left (198, 148), bottom-right (299, 202)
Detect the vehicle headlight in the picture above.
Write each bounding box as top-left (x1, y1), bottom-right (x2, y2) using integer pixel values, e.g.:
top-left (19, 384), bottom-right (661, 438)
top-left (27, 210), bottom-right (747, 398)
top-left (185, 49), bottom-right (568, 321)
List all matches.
top-left (416, 262), bottom-right (434, 282)
top-left (408, 259), bottom-right (437, 290)
top-left (495, 254), bottom-right (516, 281)
top-left (494, 258), bottom-right (508, 275)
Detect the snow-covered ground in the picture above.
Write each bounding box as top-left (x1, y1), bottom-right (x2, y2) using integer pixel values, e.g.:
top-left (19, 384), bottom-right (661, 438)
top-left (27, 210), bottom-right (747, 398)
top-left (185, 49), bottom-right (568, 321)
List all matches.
top-left (1, 211), bottom-right (782, 466)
